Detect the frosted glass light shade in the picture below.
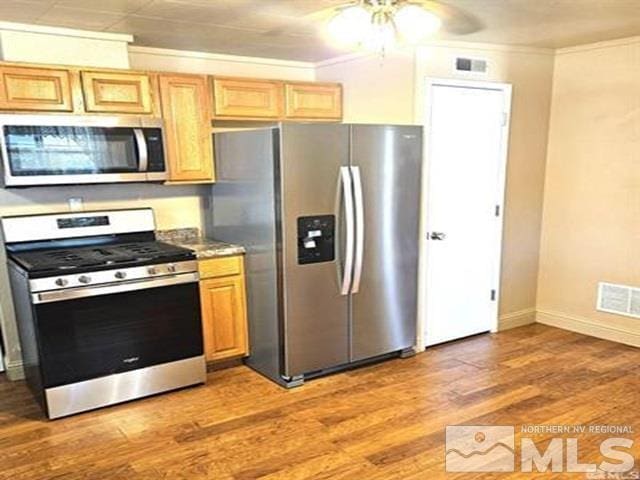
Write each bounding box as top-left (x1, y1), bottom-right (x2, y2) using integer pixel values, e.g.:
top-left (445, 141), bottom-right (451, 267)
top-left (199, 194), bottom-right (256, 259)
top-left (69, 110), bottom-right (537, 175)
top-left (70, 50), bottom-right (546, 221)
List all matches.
top-left (326, 6), bottom-right (371, 46)
top-left (394, 4), bottom-right (441, 44)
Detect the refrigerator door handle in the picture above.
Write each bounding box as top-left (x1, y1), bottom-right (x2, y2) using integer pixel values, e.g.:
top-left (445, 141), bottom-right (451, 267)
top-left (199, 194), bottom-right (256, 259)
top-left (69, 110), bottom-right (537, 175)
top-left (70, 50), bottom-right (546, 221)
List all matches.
top-left (338, 166), bottom-right (355, 295)
top-left (350, 166), bottom-right (364, 294)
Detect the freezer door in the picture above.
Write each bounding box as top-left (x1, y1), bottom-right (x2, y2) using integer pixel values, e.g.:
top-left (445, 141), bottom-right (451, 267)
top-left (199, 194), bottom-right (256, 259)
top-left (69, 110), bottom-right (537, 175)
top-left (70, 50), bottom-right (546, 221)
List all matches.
top-left (350, 125), bottom-right (422, 361)
top-left (280, 123), bottom-right (350, 377)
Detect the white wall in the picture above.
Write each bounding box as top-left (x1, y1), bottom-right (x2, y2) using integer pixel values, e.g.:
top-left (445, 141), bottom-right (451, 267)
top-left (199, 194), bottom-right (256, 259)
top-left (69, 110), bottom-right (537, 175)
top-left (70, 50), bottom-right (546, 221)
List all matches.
top-left (316, 43), bottom-right (555, 333)
top-left (537, 37), bottom-right (640, 346)
top-left (315, 51), bottom-right (416, 124)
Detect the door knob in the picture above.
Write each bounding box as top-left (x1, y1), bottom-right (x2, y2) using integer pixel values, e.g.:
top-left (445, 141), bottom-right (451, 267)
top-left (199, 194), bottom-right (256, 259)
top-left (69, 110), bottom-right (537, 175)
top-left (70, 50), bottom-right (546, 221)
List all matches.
top-left (429, 232), bottom-right (446, 240)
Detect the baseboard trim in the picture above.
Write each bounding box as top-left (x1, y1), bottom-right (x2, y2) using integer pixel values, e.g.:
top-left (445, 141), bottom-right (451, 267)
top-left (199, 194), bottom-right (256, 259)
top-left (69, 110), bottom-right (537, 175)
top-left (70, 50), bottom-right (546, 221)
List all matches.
top-left (499, 308), bottom-right (536, 331)
top-left (536, 310), bottom-right (640, 348)
top-left (5, 359), bottom-right (25, 381)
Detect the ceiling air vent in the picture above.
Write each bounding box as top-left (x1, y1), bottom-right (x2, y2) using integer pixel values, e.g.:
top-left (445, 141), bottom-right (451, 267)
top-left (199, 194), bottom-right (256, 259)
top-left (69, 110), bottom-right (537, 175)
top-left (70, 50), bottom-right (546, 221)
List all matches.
top-left (455, 57), bottom-right (488, 74)
top-left (597, 282), bottom-right (640, 318)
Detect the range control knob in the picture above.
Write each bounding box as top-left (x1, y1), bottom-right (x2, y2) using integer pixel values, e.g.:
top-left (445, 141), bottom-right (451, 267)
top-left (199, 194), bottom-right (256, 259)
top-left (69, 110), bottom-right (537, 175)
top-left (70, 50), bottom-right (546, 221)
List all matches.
top-left (115, 271), bottom-right (127, 280)
top-left (55, 278), bottom-right (68, 287)
top-left (78, 275), bottom-right (91, 284)
top-left (167, 264), bottom-right (177, 273)
top-left (147, 267), bottom-right (157, 275)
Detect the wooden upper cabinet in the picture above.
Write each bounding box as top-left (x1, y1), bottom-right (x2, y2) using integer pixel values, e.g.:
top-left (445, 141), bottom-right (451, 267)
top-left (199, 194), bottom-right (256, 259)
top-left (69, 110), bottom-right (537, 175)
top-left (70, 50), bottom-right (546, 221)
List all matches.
top-left (81, 71), bottom-right (153, 114)
top-left (158, 73), bottom-right (214, 183)
top-left (284, 82), bottom-right (342, 120)
top-left (212, 77), bottom-right (283, 119)
top-left (0, 66), bottom-right (73, 111)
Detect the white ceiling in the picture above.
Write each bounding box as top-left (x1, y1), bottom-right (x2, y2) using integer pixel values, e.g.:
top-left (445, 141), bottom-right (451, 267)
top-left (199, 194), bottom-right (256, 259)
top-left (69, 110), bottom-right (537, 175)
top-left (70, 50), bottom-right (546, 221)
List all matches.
top-left (1, 0), bottom-right (640, 62)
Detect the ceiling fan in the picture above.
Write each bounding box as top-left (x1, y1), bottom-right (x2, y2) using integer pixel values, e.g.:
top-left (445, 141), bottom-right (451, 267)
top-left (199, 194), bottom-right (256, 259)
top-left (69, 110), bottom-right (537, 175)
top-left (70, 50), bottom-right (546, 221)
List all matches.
top-left (274, 0), bottom-right (481, 53)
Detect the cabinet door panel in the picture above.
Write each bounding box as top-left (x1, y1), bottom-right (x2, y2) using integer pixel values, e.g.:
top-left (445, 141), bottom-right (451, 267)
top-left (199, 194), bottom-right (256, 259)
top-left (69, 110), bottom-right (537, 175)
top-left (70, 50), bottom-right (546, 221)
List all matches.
top-left (159, 74), bottom-right (214, 182)
top-left (81, 71), bottom-right (152, 114)
top-left (200, 272), bottom-right (248, 361)
top-left (285, 82), bottom-right (342, 120)
top-left (212, 77), bottom-right (282, 119)
top-left (0, 66), bottom-right (73, 111)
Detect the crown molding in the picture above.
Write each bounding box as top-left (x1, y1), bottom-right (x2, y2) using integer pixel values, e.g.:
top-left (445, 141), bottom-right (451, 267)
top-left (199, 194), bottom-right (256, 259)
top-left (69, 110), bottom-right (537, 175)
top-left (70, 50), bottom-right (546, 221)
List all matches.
top-left (315, 51), bottom-right (371, 67)
top-left (128, 46), bottom-right (316, 70)
top-left (555, 35), bottom-right (640, 55)
top-left (315, 40), bottom-right (554, 67)
top-left (0, 21), bottom-right (133, 43)
top-left (422, 40), bottom-right (554, 55)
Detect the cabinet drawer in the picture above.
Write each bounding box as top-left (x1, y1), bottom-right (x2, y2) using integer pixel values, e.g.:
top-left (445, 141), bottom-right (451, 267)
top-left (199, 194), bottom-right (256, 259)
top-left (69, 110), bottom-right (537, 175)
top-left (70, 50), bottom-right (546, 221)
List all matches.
top-left (284, 82), bottom-right (342, 120)
top-left (81, 71), bottom-right (153, 114)
top-left (0, 66), bottom-right (73, 111)
top-left (198, 256), bottom-right (242, 279)
top-left (212, 77), bottom-right (283, 119)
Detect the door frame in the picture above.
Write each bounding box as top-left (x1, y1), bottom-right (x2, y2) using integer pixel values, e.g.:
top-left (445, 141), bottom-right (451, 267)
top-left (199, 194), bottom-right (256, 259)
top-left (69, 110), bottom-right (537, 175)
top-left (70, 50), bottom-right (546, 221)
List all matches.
top-left (417, 77), bottom-right (512, 350)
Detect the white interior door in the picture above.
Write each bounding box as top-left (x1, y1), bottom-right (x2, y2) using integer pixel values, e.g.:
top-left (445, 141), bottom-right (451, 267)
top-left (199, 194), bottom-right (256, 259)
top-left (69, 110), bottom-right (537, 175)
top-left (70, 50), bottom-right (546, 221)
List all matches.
top-left (423, 80), bottom-right (511, 347)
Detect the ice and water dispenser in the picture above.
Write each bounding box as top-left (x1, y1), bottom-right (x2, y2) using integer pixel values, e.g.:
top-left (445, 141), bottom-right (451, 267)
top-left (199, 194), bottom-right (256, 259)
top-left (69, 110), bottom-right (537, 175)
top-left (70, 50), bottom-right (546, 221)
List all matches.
top-left (297, 215), bottom-right (335, 265)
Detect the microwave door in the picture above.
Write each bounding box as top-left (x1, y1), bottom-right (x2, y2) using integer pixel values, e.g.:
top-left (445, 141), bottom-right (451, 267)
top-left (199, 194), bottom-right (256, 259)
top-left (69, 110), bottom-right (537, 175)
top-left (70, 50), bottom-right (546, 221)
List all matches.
top-left (0, 121), bottom-right (158, 186)
top-left (140, 127), bottom-right (168, 182)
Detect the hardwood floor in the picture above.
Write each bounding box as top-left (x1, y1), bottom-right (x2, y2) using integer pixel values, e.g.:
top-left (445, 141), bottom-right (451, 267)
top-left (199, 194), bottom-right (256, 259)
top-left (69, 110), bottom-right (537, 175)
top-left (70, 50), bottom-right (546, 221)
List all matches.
top-left (0, 324), bottom-right (638, 479)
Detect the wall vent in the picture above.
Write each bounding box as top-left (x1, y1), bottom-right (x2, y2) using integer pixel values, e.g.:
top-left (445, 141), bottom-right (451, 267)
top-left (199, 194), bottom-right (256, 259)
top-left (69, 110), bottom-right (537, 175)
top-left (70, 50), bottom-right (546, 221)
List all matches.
top-left (455, 57), bottom-right (488, 74)
top-left (597, 282), bottom-right (640, 318)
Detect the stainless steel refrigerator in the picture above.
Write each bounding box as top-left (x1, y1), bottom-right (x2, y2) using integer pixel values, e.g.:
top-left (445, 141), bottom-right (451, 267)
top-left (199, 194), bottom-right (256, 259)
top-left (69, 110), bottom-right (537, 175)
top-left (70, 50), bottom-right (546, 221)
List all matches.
top-left (211, 123), bottom-right (422, 387)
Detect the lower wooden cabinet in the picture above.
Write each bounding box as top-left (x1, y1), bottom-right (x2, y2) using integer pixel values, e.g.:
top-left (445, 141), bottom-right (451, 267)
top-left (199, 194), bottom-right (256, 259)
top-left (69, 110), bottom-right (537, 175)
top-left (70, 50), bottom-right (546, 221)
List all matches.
top-left (198, 256), bottom-right (248, 362)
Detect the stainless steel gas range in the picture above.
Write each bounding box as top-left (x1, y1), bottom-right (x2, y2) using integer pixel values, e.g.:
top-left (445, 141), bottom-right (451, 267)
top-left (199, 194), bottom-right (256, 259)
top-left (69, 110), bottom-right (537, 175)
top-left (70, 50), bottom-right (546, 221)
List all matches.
top-left (1, 208), bottom-right (206, 419)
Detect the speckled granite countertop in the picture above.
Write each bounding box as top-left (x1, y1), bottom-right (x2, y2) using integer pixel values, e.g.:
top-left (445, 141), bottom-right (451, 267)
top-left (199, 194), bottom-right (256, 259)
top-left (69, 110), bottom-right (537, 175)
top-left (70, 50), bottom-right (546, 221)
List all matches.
top-left (157, 228), bottom-right (245, 259)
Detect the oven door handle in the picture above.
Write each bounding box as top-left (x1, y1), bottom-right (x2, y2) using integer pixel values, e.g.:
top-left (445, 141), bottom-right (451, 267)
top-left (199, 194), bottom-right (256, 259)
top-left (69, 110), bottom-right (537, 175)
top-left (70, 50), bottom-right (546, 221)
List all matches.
top-left (32, 273), bottom-right (199, 304)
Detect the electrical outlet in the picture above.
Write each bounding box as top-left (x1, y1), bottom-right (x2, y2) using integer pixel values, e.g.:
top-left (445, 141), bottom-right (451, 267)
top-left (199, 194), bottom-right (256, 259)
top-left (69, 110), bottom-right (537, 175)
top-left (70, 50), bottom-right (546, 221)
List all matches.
top-left (68, 198), bottom-right (84, 212)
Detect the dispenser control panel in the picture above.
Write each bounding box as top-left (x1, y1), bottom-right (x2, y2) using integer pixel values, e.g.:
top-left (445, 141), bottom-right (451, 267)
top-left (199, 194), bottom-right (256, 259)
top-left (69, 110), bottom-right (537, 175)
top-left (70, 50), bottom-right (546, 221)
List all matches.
top-left (297, 215), bottom-right (335, 265)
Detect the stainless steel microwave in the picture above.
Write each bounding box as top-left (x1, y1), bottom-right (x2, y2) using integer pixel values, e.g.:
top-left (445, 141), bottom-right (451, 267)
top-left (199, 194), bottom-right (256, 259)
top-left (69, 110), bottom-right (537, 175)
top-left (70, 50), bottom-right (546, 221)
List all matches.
top-left (0, 115), bottom-right (167, 187)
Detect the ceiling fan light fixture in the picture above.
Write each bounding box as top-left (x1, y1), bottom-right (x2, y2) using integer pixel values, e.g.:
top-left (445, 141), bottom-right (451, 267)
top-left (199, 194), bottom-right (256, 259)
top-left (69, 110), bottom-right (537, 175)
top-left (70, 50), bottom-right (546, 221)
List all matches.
top-left (326, 5), bottom-right (371, 47)
top-left (325, 1), bottom-right (442, 54)
top-left (394, 4), bottom-right (442, 44)
top-left (362, 20), bottom-right (396, 52)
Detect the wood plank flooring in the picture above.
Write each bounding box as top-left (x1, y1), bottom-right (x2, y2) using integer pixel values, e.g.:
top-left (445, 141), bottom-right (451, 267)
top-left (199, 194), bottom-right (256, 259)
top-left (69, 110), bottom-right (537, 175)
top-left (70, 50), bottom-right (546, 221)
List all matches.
top-left (0, 324), bottom-right (638, 479)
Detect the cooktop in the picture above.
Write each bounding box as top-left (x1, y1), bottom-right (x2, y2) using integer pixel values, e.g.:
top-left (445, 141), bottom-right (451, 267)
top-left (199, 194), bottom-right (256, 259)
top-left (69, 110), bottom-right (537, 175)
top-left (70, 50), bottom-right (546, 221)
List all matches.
top-left (9, 241), bottom-right (195, 278)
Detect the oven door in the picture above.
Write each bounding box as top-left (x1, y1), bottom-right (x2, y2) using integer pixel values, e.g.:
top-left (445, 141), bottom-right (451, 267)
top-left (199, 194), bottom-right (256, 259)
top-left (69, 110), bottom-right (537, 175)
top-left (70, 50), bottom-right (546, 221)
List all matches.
top-left (0, 115), bottom-right (166, 186)
top-left (32, 274), bottom-right (203, 388)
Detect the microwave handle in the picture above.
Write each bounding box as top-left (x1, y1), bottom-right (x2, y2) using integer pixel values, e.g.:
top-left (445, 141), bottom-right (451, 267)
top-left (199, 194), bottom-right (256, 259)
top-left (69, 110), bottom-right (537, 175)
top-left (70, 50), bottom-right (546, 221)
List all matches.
top-left (133, 128), bottom-right (148, 172)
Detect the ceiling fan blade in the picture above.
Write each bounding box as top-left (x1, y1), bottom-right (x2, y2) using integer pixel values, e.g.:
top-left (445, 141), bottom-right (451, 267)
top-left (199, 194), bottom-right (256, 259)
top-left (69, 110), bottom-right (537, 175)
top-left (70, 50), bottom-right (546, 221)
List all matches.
top-left (403, 0), bottom-right (483, 35)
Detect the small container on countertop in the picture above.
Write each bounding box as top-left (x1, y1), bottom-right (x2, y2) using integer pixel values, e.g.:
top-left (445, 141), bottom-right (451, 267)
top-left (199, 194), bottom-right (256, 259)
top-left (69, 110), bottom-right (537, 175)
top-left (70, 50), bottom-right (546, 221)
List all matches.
top-left (157, 228), bottom-right (245, 259)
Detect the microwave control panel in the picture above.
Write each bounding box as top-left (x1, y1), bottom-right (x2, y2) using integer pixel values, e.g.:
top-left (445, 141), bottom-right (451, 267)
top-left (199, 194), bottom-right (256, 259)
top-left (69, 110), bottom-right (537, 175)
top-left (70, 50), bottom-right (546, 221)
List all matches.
top-left (297, 215), bottom-right (335, 265)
